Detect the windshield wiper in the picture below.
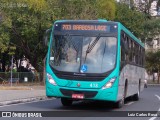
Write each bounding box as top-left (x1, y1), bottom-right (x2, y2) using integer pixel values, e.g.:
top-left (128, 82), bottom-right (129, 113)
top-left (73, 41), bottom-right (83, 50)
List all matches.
top-left (66, 34), bottom-right (78, 52)
top-left (84, 35), bottom-right (101, 63)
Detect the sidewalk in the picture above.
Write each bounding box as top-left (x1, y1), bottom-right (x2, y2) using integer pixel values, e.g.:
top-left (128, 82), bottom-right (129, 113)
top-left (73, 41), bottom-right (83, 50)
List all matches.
top-left (0, 86), bottom-right (47, 106)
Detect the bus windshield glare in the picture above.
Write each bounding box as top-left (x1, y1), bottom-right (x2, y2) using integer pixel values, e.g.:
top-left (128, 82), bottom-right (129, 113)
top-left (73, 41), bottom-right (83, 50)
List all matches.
top-left (49, 35), bottom-right (117, 74)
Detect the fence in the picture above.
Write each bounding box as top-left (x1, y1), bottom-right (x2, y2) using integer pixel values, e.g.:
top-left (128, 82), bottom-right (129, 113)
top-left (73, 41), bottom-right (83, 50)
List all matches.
top-left (0, 72), bottom-right (44, 85)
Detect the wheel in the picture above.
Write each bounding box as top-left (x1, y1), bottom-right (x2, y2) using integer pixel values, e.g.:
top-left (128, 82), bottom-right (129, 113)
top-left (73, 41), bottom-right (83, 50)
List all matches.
top-left (115, 88), bottom-right (126, 108)
top-left (116, 96), bottom-right (124, 108)
top-left (61, 98), bottom-right (73, 106)
top-left (132, 91), bottom-right (139, 101)
top-left (132, 85), bottom-right (140, 101)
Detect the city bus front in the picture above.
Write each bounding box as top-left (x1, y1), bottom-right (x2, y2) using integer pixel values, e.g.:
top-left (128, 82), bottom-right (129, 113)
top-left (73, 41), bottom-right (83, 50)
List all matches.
top-left (46, 20), bottom-right (120, 105)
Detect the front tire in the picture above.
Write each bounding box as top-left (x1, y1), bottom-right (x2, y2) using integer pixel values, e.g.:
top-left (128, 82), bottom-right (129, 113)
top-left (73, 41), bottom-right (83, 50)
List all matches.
top-left (116, 97), bottom-right (124, 108)
top-left (115, 87), bottom-right (126, 108)
top-left (61, 98), bottom-right (73, 106)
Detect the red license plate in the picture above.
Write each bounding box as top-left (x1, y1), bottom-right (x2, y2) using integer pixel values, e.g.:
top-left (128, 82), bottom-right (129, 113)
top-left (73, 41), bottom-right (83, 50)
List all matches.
top-left (72, 94), bottom-right (84, 99)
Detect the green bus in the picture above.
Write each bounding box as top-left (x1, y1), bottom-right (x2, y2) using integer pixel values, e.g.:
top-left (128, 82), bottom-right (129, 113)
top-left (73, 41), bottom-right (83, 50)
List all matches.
top-left (45, 20), bottom-right (145, 108)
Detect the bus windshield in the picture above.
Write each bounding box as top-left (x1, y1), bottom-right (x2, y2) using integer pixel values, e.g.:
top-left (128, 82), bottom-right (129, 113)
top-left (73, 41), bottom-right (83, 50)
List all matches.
top-left (50, 35), bottom-right (117, 74)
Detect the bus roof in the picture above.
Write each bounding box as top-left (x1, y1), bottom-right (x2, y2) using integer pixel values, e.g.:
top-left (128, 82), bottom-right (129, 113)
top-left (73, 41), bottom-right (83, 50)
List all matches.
top-left (53, 20), bottom-right (144, 47)
top-left (54, 19), bottom-right (111, 24)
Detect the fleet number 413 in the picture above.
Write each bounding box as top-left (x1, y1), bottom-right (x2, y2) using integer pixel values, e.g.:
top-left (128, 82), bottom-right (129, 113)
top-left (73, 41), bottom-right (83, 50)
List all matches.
top-left (90, 83), bottom-right (98, 88)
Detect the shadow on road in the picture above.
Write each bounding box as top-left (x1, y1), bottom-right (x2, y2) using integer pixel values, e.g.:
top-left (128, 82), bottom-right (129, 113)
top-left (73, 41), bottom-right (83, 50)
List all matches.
top-left (26, 97), bottom-right (134, 112)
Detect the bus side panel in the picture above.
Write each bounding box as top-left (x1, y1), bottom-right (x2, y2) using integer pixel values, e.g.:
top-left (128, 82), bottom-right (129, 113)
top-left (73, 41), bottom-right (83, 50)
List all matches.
top-left (118, 64), bottom-right (145, 101)
top-left (118, 23), bottom-right (145, 101)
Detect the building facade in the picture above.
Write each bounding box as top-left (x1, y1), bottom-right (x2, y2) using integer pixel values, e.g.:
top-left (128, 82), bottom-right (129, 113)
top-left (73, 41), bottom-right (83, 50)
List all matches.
top-left (116, 0), bottom-right (159, 16)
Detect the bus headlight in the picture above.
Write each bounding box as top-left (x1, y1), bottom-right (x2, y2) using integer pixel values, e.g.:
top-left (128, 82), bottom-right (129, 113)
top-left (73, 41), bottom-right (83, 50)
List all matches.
top-left (47, 73), bottom-right (57, 85)
top-left (102, 77), bottom-right (117, 89)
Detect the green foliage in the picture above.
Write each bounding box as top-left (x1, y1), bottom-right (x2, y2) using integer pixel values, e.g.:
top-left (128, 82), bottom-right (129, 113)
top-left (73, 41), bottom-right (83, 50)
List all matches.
top-left (0, 0), bottom-right (159, 72)
top-left (48, 0), bottom-right (116, 20)
top-left (146, 50), bottom-right (160, 72)
top-left (0, 11), bottom-right (12, 53)
top-left (115, 3), bottom-right (146, 41)
top-left (51, 0), bottom-right (97, 20)
top-left (145, 52), bottom-right (155, 73)
top-left (96, 0), bottom-right (116, 20)
top-left (145, 51), bottom-right (160, 83)
top-left (143, 19), bottom-right (160, 41)
top-left (0, 0), bottom-right (51, 70)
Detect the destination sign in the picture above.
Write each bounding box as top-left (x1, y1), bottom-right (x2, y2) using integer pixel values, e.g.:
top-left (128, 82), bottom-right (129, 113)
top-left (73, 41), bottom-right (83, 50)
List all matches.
top-left (54, 22), bottom-right (118, 33)
top-left (62, 24), bottom-right (107, 31)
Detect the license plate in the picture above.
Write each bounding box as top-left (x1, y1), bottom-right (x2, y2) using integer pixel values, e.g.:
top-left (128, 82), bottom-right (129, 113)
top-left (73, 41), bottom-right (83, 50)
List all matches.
top-left (72, 94), bottom-right (84, 99)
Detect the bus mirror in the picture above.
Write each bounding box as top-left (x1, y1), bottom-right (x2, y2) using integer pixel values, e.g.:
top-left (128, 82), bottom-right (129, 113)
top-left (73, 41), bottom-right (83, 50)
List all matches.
top-left (44, 29), bottom-right (51, 46)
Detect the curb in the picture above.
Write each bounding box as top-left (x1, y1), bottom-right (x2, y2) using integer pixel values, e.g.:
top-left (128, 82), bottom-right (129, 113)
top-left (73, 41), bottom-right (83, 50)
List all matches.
top-left (0, 96), bottom-right (49, 106)
top-left (148, 84), bottom-right (160, 86)
top-left (0, 87), bottom-right (32, 90)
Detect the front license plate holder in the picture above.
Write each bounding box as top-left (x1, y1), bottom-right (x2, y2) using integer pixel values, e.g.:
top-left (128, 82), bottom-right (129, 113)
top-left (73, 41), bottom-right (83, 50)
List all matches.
top-left (72, 94), bottom-right (84, 99)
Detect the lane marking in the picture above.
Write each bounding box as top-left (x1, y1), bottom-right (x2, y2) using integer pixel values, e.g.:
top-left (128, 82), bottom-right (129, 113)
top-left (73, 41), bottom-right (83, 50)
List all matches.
top-left (149, 94), bottom-right (160, 120)
top-left (125, 102), bottom-right (134, 106)
top-left (155, 95), bottom-right (160, 101)
top-left (148, 108), bottom-right (160, 120)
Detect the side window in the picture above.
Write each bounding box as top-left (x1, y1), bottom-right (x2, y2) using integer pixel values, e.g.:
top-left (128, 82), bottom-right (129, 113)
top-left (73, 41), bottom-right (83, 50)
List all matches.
top-left (138, 46), bottom-right (142, 65)
top-left (132, 41), bottom-right (135, 63)
top-left (121, 31), bottom-right (128, 62)
top-left (140, 47), bottom-right (144, 66)
top-left (121, 32), bottom-right (125, 61)
top-left (121, 30), bottom-right (144, 66)
top-left (128, 38), bottom-right (132, 62)
top-left (125, 36), bottom-right (129, 62)
top-left (142, 49), bottom-right (145, 67)
top-left (135, 43), bottom-right (139, 65)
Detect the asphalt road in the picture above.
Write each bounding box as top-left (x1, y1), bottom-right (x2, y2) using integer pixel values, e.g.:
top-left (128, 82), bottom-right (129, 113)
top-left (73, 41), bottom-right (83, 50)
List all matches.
top-left (0, 85), bottom-right (160, 120)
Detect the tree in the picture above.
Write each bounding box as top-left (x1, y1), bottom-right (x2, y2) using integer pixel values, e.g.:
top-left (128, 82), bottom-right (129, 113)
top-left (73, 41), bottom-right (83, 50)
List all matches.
top-left (96, 0), bottom-right (116, 20)
top-left (51, 0), bottom-right (116, 20)
top-left (143, 18), bottom-right (160, 42)
top-left (145, 51), bottom-right (155, 82)
top-left (133, 0), bottom-right (154, 17)
top-left (0, 10), bottom-right (15, 72)
top-left (115, 3), bottom-right (146, 41)
top-left (145, 51), bottom-right (160, 83)
top-left (0, 0), bottom-right (52, 71)
top-left (51, 0), bottom-right (98, 20)
top-left (0, 0), bottom-right (118, 73)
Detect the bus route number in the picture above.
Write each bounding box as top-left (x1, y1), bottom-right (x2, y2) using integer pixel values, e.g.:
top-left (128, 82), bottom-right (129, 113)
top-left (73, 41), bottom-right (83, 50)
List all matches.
top-left (90, 83), bottom-right (98, 88)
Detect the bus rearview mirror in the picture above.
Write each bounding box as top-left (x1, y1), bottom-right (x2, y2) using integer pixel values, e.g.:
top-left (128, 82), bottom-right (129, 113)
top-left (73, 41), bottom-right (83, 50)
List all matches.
top-left (44, 29), bottom-right (51, 46)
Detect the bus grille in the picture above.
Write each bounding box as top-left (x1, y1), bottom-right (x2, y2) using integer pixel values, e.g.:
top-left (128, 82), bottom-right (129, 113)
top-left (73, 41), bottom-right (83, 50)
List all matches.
top-left (55, 73), bottom-right (106, 81)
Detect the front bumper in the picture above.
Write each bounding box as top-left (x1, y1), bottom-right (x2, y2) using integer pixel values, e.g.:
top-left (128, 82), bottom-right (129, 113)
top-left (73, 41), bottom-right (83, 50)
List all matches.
top-left (46, 82), bottom-right (118, 102)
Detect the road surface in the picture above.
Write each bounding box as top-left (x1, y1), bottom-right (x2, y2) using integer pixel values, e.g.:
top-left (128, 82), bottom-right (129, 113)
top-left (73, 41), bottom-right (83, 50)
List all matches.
top-left (0, 85), bottom-right (160, 120)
